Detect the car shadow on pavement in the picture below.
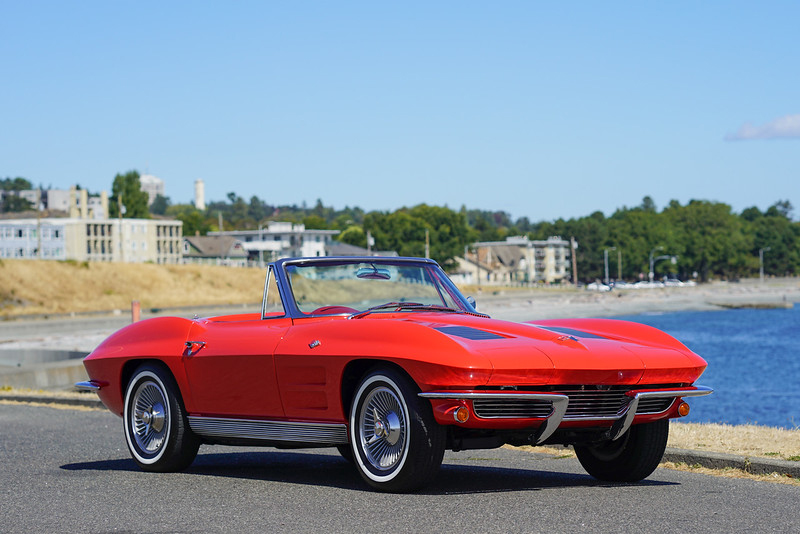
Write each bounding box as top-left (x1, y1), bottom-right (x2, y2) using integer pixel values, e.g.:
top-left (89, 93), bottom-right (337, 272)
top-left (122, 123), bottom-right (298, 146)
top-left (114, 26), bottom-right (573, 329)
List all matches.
top-left (61, 448), bottom-right (677, 494)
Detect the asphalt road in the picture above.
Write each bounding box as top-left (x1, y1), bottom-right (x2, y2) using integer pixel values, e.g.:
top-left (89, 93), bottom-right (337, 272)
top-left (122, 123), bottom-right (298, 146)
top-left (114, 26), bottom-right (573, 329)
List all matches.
top-left (1, 403), bottom-right (798, 533)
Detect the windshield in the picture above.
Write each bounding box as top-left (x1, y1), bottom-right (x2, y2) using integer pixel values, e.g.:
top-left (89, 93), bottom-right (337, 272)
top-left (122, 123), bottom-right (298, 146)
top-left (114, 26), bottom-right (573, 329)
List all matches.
top-left (284, 260), bottom-right (469, 315)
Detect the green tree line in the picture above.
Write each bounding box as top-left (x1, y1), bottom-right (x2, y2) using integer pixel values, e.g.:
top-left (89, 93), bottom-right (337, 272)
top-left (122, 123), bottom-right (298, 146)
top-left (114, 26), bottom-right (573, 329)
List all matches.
top-left (4, 172), bottom-right (798, 280)
top-left (164, 189), bottom-right (798, 280)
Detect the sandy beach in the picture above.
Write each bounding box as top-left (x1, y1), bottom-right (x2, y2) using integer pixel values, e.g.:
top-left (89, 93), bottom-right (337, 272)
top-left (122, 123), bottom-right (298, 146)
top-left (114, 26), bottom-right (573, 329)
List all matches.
top-left (475, 277), bottom-right (799, 322)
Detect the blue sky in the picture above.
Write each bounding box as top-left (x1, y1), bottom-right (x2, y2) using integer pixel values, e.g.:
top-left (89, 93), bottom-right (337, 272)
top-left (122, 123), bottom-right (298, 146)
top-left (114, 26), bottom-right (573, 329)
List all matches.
top-left (2, 1), bottom-right (798, 222)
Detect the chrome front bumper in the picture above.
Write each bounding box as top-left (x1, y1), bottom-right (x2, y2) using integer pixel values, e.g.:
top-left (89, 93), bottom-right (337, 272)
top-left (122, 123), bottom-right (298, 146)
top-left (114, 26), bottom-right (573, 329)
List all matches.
top-left (419, 385), bottom-right (713, 443)
top-left (74, 380), bottom-right (102, 392)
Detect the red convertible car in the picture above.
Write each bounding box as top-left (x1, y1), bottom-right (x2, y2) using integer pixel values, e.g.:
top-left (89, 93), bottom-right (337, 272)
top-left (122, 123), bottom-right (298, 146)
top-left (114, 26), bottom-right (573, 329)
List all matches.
top-left (78, 256), bottom-right (711, 492)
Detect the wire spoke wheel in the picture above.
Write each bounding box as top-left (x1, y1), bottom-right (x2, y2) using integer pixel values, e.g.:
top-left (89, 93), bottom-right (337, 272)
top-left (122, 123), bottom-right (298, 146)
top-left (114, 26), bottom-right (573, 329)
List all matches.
top-left (131, 381), bottom-right (169, 455)
top-left (123, 364), bottom-right (200, 472)
top-left (349, 368), bottom-right (445, 492)
top-left (358, 386), bottom-right (407, 472)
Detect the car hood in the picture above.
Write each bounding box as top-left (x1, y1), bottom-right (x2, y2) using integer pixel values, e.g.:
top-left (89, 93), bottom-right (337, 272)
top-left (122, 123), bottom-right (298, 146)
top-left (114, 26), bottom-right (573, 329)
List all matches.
top-left (407, 314), bottom-right (708, 386)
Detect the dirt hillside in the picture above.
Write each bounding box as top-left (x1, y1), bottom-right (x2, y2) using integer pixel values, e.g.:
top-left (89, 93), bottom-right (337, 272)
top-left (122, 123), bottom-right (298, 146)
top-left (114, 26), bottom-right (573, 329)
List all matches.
top-left (0, 259), bottom-right (265, 317)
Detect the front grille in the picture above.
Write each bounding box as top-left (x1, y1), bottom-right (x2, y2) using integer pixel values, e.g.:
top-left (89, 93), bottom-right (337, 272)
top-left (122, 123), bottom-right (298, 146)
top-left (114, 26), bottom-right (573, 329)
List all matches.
top-left (637, 397), bottom-right (675, 414)
top-left (471, 386), bottom-right (677, 420)
top-left (560, 388), bottom-right (629, 419)
top-left (473, 399), bottom-right (552, 419)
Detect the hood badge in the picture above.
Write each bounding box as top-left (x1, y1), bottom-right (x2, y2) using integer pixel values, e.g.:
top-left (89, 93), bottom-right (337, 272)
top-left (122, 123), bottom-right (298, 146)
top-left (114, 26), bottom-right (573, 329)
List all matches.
top-left (557, 335), bottom-right (579, 342)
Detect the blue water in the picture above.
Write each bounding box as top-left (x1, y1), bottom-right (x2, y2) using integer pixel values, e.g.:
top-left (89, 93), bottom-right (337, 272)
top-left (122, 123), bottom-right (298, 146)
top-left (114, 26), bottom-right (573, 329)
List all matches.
top-left (616, 305), bottom-right (800, 429)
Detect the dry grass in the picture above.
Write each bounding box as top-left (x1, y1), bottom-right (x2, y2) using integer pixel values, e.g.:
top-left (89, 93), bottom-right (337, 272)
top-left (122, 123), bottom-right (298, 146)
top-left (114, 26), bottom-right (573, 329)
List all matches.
top-left (660, 461), bottom-right (799, 486)
top-left (0, 259), bottom-right (264, 317)
top-left (524, 422), bottom-right (800, 462)
top-left (668, 422), bottom-right (800, 461)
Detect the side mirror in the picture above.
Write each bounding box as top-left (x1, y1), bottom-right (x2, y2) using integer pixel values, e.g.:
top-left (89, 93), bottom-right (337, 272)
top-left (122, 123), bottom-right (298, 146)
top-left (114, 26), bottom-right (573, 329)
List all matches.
top-left (466, 296), bottom-right (477, 310)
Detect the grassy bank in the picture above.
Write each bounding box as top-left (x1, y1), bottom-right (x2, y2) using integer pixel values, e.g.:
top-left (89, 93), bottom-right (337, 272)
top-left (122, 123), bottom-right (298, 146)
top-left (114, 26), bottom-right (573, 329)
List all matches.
top-left (0, 259), bottom-right (265, 317)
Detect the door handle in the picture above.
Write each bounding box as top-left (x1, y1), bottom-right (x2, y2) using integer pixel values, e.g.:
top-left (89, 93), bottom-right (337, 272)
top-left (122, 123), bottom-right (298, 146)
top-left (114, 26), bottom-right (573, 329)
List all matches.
top-left (185, 341), bottom-right (207, 355)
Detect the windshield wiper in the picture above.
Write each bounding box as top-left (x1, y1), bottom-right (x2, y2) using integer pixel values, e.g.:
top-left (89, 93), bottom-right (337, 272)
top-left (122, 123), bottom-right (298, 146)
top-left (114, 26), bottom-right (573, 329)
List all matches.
top-left (349, 302), bottom-right (462, 319)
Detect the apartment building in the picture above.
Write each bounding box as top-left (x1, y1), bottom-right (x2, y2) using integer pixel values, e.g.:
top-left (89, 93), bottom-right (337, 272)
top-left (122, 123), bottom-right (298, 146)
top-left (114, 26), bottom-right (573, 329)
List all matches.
top-left (210, 221), bottom-right (340, 262)
top-left (459, 235), bottom-right (572, 285)
top-left (0, 217), bottom-right (183, 264)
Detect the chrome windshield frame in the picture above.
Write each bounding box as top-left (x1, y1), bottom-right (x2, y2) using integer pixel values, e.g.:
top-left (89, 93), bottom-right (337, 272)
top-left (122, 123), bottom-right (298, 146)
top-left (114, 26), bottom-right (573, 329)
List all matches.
top-left (268, 256), bottom-right (479, 319)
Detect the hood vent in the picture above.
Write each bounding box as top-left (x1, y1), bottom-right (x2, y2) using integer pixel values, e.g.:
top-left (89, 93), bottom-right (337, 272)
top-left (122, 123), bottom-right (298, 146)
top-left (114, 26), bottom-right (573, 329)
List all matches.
top-left (538, 326), bottom-right (607, 340)
top-left (434, 326), bottom-right (505, 341)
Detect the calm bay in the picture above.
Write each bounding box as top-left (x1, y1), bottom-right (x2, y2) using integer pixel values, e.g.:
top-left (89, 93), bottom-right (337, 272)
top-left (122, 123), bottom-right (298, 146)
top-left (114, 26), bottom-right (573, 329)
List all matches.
top-left (618, 304), bottom-right (800, 429)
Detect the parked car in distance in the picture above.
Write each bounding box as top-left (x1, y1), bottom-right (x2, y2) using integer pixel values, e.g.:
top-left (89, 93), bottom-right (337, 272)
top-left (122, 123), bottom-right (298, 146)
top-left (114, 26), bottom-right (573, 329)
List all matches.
top-left (77, 256), bottom-right (711, 492)
top-left (585, 281), bottom-right (611, 292)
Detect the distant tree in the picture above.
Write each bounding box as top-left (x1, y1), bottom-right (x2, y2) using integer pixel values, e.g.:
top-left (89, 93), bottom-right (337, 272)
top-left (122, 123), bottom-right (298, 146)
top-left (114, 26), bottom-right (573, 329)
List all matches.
top-left (0, 194), bottom-right (33, 213)
top-left (740, 206), bottom-right (763, 222)
top-left (302, 215), bottom-right (328, 229)
top-left (166, 204), bottom-right (212, 236)
top-left (149, 194), bottom-right (171, 215)
top-left (766, 200), bottom-right (793, 220)
top-left (1, 177), bottom-right (33, 191)
top-left (109, 170), bottom-right (149, 218)
top-left (248, 195), bottom-right (271, 222)
top-left (339, 225), bottom-right (366, 248)
top-left (640, 196), bottom-right (657, 213)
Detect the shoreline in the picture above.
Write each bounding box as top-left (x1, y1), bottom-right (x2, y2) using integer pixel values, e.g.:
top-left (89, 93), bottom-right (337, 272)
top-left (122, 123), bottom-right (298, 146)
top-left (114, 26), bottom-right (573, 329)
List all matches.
top-left (475, 278), bottom-right (799, 322)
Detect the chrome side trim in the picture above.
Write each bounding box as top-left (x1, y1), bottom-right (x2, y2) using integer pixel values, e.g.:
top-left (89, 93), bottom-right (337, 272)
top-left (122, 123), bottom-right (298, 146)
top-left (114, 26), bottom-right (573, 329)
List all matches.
top-left (418, 392), bottom-right (569, 444)
top-left (609, 385), bottom-right (714, 441)
top-left (187, 416), bottom-right (349, 445)
top-left (74, 381), bottom-right (101, 392)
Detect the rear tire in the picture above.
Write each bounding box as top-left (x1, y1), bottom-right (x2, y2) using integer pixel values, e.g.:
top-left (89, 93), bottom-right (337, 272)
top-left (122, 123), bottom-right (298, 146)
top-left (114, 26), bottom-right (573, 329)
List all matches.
top-left (123, 363), bottom-right (200, 472)
top-left (574, 419), bottom-right (668, 482)
top-left (349, 368), bottom-right (445, 492)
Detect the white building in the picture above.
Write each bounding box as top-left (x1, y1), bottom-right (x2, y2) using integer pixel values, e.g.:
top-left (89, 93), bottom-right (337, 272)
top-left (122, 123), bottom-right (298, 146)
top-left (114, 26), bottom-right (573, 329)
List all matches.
top-left (14, 187), bottom-right (108, 218)
top-left (139, 174), bottom-right (165, 206)
top-left (458, 236), bottom-right (572, 285)
top-left (210, 221), bottom-right (340, 262)
top-left (0, 217), bottom-right (182, 264)
top-left (45, 189), bottom-right (72, 212)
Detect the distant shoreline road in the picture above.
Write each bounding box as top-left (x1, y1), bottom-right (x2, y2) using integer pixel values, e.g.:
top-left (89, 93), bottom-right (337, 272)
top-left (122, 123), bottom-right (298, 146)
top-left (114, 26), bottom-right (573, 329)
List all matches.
top-left (474, 277), bottom-right (799, 322)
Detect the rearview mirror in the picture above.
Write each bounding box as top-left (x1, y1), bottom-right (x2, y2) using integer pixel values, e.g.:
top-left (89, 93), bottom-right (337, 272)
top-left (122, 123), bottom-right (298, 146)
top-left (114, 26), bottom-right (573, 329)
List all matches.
top-left (356, 267), bottom-right (391, 280)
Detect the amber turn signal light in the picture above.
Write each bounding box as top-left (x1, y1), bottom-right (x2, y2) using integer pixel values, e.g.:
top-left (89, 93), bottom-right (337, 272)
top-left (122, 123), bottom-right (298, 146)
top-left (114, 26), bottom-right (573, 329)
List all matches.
top-left (453, 406), bottom-right (470, 423)
top-left (678, 401), bottom-right (691, 417)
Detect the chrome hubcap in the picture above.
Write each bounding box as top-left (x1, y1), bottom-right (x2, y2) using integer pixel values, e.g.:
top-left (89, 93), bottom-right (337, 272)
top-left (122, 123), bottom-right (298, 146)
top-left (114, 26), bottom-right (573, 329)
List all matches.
top-left (359, 386), bottom-right (407, 471)
top-left (131, 381), bottom-right (169, 454)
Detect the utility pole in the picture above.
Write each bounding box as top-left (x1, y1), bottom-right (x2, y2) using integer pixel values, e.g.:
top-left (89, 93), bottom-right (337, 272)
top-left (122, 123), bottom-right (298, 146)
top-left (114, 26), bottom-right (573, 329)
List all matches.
top-left (759, 247), bottom-right (771, 282)
top-left (604, 247), bottom-right (616, 285)
top-left (118, 194), bottom-right (124, 262)
top-left (424, 228), bottom-right (430, 258)
top-left (36, 188), bottom-right (42, 259)
top-left (570, 237), bottom-right (578, 286)
top-left (258, 223), bottom-right (263, 267)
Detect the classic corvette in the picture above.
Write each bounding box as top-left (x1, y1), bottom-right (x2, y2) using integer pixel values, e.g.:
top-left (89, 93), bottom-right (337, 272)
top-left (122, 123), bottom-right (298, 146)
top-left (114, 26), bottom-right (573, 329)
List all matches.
top-left (77, 256), bottom-right (711, 492)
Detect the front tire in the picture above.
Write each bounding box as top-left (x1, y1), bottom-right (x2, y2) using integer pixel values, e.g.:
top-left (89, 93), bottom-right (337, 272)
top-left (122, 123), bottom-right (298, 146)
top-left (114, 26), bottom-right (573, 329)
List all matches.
top-left (123, 364), bottom-right (200, 472)
top-left (349, 368), bottom-right (445, 492)
top-left (574, 419), bottom-right (669, 482)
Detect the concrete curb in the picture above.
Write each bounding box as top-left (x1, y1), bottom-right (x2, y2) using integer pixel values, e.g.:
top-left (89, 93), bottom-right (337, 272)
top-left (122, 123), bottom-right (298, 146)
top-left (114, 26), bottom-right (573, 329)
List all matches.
top-left (2, 392), bottom-right (798, 479)
top-left (0, 359), bottom-right (89, 390)
top-left (0, 393), bottom-right (103, 408)
top-left (664, 447), bottom-right (800, 478)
